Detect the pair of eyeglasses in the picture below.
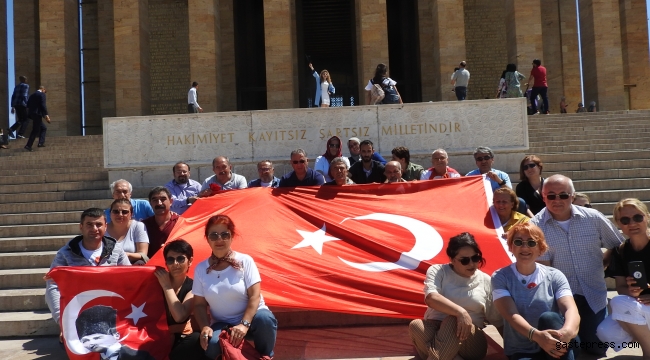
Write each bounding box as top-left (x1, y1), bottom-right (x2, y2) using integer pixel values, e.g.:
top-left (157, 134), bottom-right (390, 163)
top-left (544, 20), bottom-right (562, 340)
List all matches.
top-left (111, 210), bottom-right (130, 215)
top-left (513, 239), bottom-right (537, 248)
top-left (292, 159), bottom-right (306, 164)
top-left (522, 163), bottom-right (537, 170)
top-left (165, 255), bottom-right (187, 265)
top-left (582, 204), bottom-right (592, 208)
top-left (457, 254), bottom-right (482, 265)
top-left (546, 193), bottom-right (571, 200)
top-left (475, 156), bottom-right (492, 162)
top-left (208, 231), bottom-right (232, 241)
top-left (619, 214), bottom-right (645, 225)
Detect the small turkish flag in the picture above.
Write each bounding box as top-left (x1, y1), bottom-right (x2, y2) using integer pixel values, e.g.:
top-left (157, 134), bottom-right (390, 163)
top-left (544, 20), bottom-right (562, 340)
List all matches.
top-left (49, 266), bottom-right (171, 360)
top-left (149, 176), bottom-right (512, 318)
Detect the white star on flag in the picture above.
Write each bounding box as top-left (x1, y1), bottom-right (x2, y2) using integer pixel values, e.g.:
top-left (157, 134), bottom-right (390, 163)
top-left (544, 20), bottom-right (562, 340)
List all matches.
top-left (125, 303), bottom-right (147, 325)
top-left (292, 224), bottom-right (340, 255)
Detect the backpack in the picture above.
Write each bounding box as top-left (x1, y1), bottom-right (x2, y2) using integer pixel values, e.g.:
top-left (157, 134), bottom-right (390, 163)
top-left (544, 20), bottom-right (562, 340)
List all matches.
top-left (381, 80), bottom-right (401, 104)
top-left (370, 79), bottom-right (385, 105)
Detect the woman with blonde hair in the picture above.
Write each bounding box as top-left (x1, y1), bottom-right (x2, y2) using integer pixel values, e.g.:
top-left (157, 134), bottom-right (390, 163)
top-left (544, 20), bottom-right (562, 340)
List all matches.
top-left (493, 188), bottom-right (530, 233)
top-left (492, 222), bottom-right (580, 360)
top-left (597, 198), bottom-right (650, 358)
top-left (308, 63), bottom-right (335, 107)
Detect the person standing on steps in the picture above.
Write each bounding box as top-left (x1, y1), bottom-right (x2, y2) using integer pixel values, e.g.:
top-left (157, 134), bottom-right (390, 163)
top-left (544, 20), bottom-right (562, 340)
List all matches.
top-left (187, 82), bottom-right (203, 113)
top-left (24, 86), bottom-right (50, 152)
top-left (451, 61), bottom-right (470, 101)
top-left (8, 75), bottom-right (30, 138)
top-left (527, 59), bottom-right (549, 115)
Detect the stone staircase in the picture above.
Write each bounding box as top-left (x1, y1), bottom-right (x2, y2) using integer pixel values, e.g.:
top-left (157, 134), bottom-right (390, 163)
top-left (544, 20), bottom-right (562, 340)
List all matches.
top-left (1, 110), bottom-right (649, 339)
top-left (0, 135), bottom-right (110, 337)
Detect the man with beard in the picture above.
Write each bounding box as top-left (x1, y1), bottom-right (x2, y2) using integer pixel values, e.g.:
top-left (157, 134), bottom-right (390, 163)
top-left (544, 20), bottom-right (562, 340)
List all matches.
top-left (104, 180), bottom-right (154, 223)
top-left (349, 140), bottom-right (386, 184)
top-left (248, 160), bottom-right (280, 188)
top-left (143, 187), bottom-right (179, 258)
top-left (165, 162), bottom-right (201, 215)
top-left (199, 156), bottom-right (247, 196)
top-left (384, 161), bottom-right (406, 183)
top-left (347, 137), bottom-right (386, 166)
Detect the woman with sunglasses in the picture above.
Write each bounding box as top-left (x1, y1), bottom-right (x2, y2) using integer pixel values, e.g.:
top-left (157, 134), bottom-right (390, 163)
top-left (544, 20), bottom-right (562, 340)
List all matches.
top-left (515, 155), bottom-right (546, 215)
top-left (105, 198), bottom-right (149, 264)
top-left (596, 198), bottom-right (650, 357)
top-left (315, 136), bottom-right (350, 182)
top-left (154, 239), bottom-right (206, 360)
top-left (409, 232), bottom-right (502, 360)
top-left (492, 222), bottom-right (580, 360)
top-left (194, 215), bottom-right (277, 360)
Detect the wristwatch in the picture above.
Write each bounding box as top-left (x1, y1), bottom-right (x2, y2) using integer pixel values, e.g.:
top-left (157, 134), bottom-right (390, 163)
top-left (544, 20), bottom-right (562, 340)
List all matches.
top-left (499, 179), bottom-right (506, 186)
top-left (241, 320), bottom-right (251, 328)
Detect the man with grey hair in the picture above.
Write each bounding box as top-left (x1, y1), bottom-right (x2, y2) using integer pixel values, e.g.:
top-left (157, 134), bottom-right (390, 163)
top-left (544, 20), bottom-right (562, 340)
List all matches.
top-left (279, 149), bottom-right (325, 187)
top-left (384, 161), bottom-right (406, 183)
top-left (104, 179), bottom-right (154, 223)
top-left (199, 156), bottom-right (247, 197)
top-left (420, 149), bottom-right (460, 180)
top-left (324, 157), bottom-right (354, 186)
top-left (531, 174), bottom-right (623, 355)
top-left (465, 146), bottom-right (511, 191)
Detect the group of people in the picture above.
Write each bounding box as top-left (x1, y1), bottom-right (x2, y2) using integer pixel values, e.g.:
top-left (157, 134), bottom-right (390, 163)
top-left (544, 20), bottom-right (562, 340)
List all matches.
top-left (2, 75), bottom-right (51, 151)
top-left (495, 60), bottom-right (549, 115)
top-left (44, 138), bottom-right (650, 360)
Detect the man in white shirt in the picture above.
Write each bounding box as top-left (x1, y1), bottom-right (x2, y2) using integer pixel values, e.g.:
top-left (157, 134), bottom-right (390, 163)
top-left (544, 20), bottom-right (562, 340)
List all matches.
top-left (187, 81), bottom-right (203, 113)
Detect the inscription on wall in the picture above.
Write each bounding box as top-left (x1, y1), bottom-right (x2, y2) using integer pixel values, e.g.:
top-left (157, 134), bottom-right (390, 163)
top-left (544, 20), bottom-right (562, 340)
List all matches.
top-left (149, 0), bottom-right (191, 115)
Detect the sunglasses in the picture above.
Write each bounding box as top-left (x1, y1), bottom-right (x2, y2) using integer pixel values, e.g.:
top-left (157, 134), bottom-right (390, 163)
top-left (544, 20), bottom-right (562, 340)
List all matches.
top-left (111, 209), bottom-right (130, 215)
top-left (513, 239), bottom-right (537, 248)
top-left (165, 255), bottom-right (187, 265)
top-left (546, 193), bottom-right (571, 200)
top-left (292, 159), bottom-right (306, 164)
top-left (475, 156), bottom-right (492, 162)
top-left (522, 163), bottom-right (537, 170)
top-left (619, 214), bottom-right (645, 226)
top-left (208, 231), bottom-right (232, 241)
top-left (582, 203), bottom-right (592, 208)
top-left (328, 144), bottom-right (341, 148)
top-left (457, 254), bottom-right (482, 265)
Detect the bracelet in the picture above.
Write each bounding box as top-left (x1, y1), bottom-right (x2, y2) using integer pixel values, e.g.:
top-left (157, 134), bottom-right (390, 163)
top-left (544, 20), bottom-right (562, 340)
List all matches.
top-left (528, 327), bottom-right (536, 341)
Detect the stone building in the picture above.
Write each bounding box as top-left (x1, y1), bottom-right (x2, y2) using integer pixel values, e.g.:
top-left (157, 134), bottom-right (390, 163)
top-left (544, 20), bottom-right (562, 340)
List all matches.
top-left (2, 0), bottom-right (649, 136)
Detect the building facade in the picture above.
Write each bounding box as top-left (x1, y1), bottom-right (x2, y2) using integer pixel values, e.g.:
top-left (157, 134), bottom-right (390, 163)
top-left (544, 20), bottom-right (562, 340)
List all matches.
top-left (4, 0), bottom-right (650, 136)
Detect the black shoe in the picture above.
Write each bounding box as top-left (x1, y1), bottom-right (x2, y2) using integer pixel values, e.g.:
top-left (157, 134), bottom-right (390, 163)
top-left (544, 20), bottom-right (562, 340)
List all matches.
top-left (37, 143), bottom-right (45, 147)
top-left (16, 134), bottom-right (26, 139)
top-left (8, 132), bottom-right (15, 139)
top-left (24, 146), bottom-right (33, 152)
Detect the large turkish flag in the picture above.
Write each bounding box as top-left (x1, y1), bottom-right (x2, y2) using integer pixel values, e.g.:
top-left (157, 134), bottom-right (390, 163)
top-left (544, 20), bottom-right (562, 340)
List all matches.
top-left (49, 266), bottom-right (171, 360)
top-left (149, 176), bottom-right (511, 318)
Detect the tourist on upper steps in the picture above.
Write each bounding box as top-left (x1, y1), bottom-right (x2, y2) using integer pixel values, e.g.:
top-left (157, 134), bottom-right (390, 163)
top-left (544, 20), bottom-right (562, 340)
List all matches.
top-left (308, 62), bottom-right (335, 108)
top-left (527, 59), bottom-right (549, 115)
top-left (451, 61), bottom-right (470, 101)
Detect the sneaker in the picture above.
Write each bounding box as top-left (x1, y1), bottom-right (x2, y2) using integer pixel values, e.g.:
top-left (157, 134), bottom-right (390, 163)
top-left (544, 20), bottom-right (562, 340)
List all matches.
top-left (531, 111), bottom-right (540, 115)
top-left (8, 132), bottom-right (16, 139)
top-left (16, 134), bottom-right (26, 139)
top-left (24, 146), bottom-right (33, 152)
top-left (37, 143), bottom-right (45, 148)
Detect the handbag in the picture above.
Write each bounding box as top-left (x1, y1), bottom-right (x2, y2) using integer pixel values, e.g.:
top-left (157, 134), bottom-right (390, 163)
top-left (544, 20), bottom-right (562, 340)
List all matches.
top-left (218, 329), bottom-right (262, 360)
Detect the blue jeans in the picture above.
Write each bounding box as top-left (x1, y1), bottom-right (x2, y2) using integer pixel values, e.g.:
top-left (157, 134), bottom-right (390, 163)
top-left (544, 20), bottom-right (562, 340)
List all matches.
top-left (455, 86), bottom-right (467, 100)
top-left (508, 312), bottom-right (579, 360)
top-left (574, 294), bottom-right (607, 355)
top-left (205, 308), bottom-right (277, 359)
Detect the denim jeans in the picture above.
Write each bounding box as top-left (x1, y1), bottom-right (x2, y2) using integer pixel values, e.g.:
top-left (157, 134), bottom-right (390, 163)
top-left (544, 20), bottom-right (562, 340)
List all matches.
top-left (508, 312), bottom-right (579, 360)
top-left (205, 308), bottom-right (278, 359)
top-left (455, 86), bottom-right (467, 100)
top-left (574, 294), bottom-right (607, 355)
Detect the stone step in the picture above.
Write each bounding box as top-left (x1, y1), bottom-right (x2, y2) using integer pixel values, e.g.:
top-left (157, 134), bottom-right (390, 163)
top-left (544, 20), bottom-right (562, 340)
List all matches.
top-left (0, 180), bottom-right (106, 195)
top-left (0, 235), bottom-right (70, 252)
top-left (582, 188), bottom-right (650, 203)
top-left (0, 189), bottom-right (110, 204)
top-left (554, 167), bottom-right (650, 181)
top-left (543, 159), bottom-right (650, 172)
top-left (0, 165), bottom-right (105, 177)
top-left (0, 251), bottom-right (56, 270)
top-left (0, 158), bottom-right (104, 170)
top-left (532, 150), bottom-right (650, 163)
top-left (0, 222), bottom-right (78, 238)
top-left (0, 171), bottom-right (108, 186)
top-left (528, 119), bottom-right (650, 129)
top-left (511, 177), bottom-right (650, 192)
top-left (0, 199), bottom-right (111, 215)
top-left (0, 311), bottom-right (59, 337)
top-left (530, 135), bottom-right (650, 147)
top-left (0, 211), bottom-right (82, 226)
top-left (0, 268), bottom-right (48, 289)
top-left (0, 289), bottom-right (47, 312)
top-left (532, 129), bottom-right (650, 141)
top-left (530, 142), bottom-right (649, 153)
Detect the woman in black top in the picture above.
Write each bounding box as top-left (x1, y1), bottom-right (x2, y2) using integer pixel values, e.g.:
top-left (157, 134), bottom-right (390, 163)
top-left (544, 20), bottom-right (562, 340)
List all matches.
top-left (155, 239), bottom-right (207, 360)
top-left (515, 155), bottom-right (545, 215)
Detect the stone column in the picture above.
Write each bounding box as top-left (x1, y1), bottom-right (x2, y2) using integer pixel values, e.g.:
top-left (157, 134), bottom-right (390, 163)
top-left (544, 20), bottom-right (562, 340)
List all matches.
top-left (39, 0), bottom-right (81, 136)
top-left (0, 0), bottom-right (6, 134)
top-left (218, 0), bottom-right (237, 111)
top-left (113, 0), bottom-right (150, 117)
top-left (542, 0), bottom-right (581, 113)
top-left (356, 0), bottom-right (389, 105)
top-left (188, 0), bottom-right (218, 113)
top-left (418, 0), bottom-right (436, 101)
top-left (432, 0), bottom-right (465, 102)
top-left (264, 0), bottom-right (298, 109)
top-left (505, 0), bottom-right (543, 70)
top-left (619, 0), bottom-right (650, 110)
top-left (579, 0), bottom-right (625, 111)
top-left (13, 0), bottom-right (39, 88)
top-left (98, 0), bottom-right (116, 119)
